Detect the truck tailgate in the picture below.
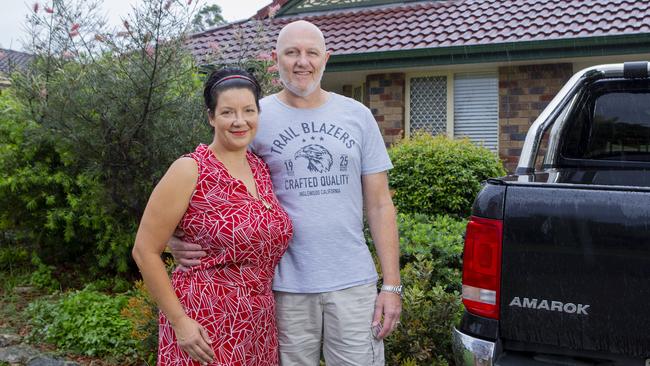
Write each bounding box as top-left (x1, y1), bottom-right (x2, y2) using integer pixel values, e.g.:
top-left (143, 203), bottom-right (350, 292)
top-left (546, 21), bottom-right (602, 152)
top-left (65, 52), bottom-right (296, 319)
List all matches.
top-left (500, 184), bottom-right (650, 358)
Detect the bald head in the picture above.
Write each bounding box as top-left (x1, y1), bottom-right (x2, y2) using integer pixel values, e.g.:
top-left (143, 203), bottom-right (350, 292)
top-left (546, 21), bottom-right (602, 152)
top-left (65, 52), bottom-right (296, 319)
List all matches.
top-left (276, 20), bottom-right (327, 52)
top-left (273, 20), bottom-right (330, 100)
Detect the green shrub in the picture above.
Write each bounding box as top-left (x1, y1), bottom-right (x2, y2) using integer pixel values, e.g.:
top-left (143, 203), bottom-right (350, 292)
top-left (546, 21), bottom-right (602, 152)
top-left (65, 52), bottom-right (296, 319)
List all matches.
top-left (397, 213), bottom-right (466, 292)
top-left (385, 257), bottom-right (462, 366)
top-left (0, 246), bottom-right (30, 270)
top-left (0, 91), bottom-right (127, 276)
top-left (388, 133), bottom-right (506, 217)
top-left (2, 0), bottom-right (213, 276)
top-left (26, 287), bottom-right (139, 360)
top-left (29, 254), bottom-right (60, 292)
top-left (374, 213), bottom-right (467, 364)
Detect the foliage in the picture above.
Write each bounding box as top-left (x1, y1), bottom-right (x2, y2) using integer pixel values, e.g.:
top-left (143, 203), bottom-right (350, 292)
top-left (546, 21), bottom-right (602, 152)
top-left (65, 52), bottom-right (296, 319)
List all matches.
top-left (397, 213), bottom-right (466, 292)
top-left (0, 246), bottom-right (30, 271)
top-left (1, 106), bottom-right (62, 259)
top-left (26, 287), bottom-right (139, 360)
top-left (386, 257), bottom-right (462, 366)
top-left (371, 213), bottom-right (467, 364)
top-left (29, 254), bottom-right (60, 292)
top-left (2, 0), bottom-right (211, 275)
top-left (192, 3), bottom-right (226, 32)
top-left (85, 276), bottom-right (132, 293)
top-left (22, 264), bottom-right (174, 364)
top-left (199, 7), bottom-right (282, 96)
top-left (1, 0), bottom-right (286, 277)
top-left (388, 133), bottom-right (506, 217)
top-left (121, 280), bottom-right (159, 365)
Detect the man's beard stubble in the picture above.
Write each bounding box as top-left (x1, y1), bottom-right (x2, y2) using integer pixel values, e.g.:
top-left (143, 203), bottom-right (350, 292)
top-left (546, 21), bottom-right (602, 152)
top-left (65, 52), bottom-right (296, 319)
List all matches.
top-left (278, 66), bottom-right (325, 98)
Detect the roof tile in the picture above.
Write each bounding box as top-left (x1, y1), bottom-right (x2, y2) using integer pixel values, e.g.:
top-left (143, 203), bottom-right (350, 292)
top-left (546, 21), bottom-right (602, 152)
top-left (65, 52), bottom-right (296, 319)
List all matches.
top-left (190, 0), bottom-right (650, 63)
top-left (0, 48), bottom-right (33, 74)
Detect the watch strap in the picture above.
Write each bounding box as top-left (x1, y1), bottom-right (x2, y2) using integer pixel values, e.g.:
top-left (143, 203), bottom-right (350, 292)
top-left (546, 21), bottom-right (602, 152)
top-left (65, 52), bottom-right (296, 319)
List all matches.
top-left (380, 284), bottom-right (403, 297)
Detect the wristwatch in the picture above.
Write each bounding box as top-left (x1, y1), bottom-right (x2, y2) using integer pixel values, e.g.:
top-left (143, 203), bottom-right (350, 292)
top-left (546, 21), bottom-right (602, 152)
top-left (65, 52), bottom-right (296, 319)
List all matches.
top-left (381, 284), bottom-right (403, 298)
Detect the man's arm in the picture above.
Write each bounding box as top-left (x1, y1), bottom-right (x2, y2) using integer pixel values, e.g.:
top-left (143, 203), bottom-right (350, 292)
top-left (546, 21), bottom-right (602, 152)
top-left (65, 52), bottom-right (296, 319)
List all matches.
top-left (362, 171), bottom-right (401, 339)
top-left (168, 232), bottom-right (206, 269)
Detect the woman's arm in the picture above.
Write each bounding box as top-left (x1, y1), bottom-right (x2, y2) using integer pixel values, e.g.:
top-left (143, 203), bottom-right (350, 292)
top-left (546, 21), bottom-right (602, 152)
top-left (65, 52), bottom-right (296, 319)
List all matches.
top-left (132, 157), bottom-right (214, 364)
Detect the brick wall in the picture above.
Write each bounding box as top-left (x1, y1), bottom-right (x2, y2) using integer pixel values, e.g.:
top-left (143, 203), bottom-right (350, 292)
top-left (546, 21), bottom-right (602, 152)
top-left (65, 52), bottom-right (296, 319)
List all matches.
top-left (498, 63), bottom-right (573, 173)
top-left (366, 73), bottom-right (405, 146)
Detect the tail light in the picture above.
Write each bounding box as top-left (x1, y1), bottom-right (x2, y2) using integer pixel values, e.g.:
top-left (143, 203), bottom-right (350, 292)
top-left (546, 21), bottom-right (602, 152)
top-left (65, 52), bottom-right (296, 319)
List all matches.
top-left (462, 216), bottom-right (503, 319)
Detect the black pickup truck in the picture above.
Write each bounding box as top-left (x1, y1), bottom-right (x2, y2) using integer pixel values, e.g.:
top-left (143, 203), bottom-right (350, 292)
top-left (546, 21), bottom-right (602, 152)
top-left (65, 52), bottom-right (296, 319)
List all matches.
top-left (452, 62), bottom-right (650, 366)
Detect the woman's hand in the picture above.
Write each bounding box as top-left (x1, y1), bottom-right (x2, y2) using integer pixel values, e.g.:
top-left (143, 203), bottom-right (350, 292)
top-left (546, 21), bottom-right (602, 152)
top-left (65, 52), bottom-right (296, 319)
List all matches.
top-left (173, 316), bottom-right (215, 365)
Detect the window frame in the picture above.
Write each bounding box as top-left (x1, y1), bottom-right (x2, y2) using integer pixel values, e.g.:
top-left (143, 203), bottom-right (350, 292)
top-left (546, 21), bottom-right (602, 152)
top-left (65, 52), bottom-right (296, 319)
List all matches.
top-left (405, 71), bottom-right (455, 138)
top-left (556, 78), bottom-right (650, 168)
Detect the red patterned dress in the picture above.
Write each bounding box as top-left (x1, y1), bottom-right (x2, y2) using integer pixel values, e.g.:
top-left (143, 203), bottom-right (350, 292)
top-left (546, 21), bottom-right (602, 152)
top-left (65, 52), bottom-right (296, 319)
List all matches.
top-left (158, 144), bottom-right (293, 366)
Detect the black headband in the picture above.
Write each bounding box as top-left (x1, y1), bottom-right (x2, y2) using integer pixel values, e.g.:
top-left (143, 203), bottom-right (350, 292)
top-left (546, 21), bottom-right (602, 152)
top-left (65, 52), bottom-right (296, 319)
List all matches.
top-left (215, 75), bottom-right (255, 86)
top-left (210, 74), bottom-right (258, 95)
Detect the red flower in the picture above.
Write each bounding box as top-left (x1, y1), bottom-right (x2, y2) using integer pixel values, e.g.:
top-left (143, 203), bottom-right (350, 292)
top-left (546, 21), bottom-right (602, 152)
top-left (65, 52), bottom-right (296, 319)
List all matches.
top-left (267, 64), bottom-right (279, 73)
top-left (145, 45), bottom-right (155, 58)
top-left (33, 3), bottom-right (39, 13)
top-left (44, 6), bottom-right (54, 13)
top-left (69, 30), bottom-right (79, 37)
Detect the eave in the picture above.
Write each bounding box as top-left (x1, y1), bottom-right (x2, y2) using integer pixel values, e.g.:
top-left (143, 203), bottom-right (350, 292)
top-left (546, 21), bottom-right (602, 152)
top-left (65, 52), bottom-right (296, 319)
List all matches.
top-left (326, 33), bottom-right (650, 72)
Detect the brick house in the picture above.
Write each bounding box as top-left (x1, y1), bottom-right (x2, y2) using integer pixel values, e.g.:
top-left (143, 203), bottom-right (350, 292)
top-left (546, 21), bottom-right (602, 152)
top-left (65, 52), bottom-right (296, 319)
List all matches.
top-left (186, 0), bottom-right (650, 172)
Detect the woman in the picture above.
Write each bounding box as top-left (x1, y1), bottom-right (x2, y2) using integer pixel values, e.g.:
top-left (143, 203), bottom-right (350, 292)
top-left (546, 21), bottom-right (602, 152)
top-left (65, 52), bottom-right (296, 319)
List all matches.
top-left (132, 68), bottom-right (293, 365)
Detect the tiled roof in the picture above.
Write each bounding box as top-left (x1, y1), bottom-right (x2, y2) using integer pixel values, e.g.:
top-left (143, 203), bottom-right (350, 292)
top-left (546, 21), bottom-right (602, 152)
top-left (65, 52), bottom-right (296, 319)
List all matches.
top-left (186, 0), bottom-right (650, 65)
top-left (0, 48), bottom-right (33, 74)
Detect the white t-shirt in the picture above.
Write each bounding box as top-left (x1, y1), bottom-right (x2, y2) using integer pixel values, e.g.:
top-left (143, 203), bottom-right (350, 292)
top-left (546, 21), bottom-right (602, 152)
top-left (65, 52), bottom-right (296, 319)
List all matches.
top-left (251, 93), bottom-right (393, 293)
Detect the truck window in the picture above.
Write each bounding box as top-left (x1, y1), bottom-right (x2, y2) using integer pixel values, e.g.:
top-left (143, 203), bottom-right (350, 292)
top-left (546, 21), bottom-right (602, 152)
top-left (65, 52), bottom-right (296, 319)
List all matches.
top-left (561, 80), bottom-right (650, 164)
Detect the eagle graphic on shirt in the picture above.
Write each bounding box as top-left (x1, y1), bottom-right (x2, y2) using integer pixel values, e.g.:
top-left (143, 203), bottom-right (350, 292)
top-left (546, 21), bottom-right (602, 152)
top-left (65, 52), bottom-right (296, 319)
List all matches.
top-left (294, 144), bottom-right (333, 173)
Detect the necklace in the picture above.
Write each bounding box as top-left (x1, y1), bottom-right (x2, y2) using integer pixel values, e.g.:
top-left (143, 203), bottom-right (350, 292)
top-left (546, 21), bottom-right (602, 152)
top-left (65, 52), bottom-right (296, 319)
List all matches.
top-left (208, 145), bottom-right (273, 211)
top-left (261, 199), bottom-right (273, 211)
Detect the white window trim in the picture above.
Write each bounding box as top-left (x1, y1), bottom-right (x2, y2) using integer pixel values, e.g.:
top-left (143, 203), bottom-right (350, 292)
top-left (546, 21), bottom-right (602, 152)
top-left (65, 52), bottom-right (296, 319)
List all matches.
top-left (405, 71), bottom-right (455, 138)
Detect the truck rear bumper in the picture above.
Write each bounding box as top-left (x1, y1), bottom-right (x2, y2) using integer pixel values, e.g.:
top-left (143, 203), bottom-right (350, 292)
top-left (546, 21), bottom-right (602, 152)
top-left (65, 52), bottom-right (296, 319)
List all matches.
top-left (452, 327), bottom-right (496, 366)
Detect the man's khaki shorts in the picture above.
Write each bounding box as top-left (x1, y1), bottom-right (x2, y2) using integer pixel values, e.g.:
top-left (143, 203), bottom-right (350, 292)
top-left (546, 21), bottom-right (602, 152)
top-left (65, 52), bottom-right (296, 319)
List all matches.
top-left (274, 283), bottom-right (385, 365)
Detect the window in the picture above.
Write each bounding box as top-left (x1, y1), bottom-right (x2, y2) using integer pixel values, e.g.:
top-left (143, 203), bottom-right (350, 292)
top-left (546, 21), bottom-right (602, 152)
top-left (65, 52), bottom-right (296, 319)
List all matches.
top-left (406, 71), bottom-right (499, 152)
top-left (454, 73), bottom-right (499, 152)
top-left (561, 79), bottom-right (650, 164)
top-left (407, 75), bottom-right (448, 136)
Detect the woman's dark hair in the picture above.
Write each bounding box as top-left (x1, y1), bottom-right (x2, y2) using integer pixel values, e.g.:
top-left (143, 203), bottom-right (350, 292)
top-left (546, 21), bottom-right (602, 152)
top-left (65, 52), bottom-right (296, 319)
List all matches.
top-left (203, 68), bottom-right (262, 117)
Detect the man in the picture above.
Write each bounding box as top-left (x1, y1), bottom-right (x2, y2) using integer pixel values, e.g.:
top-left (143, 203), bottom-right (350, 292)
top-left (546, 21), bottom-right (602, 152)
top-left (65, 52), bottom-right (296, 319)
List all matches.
top-left (170, 20), bottom-right (401, 365)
